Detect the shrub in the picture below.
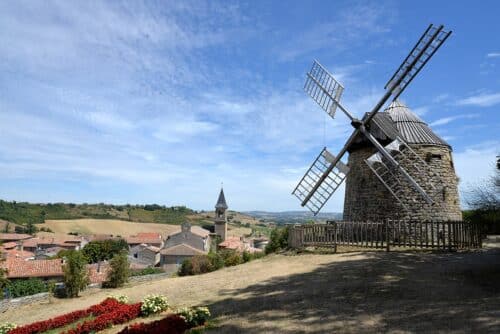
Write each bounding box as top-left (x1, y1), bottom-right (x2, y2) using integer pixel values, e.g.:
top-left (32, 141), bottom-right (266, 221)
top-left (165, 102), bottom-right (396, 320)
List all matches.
top-left (176, 306), bottom-right (211, 327)
top-left (6, 278), bottom-right (48, 298)
top-left (63, 250), bottom-right (89, 298)
top-left (207, 252), bottom-right (224, 270)
top-left (140, 295), bottom-right (169, 316)
top-left (178, 258), bottom-right (194, 276)
top-left (103, 251), bottom-right (130, 288)
top-left (0, 322), bottom-right (16, 334)
top-left (219, 249), bottom-right (242, 267)
top-left (130, 267), bottom-right (164, 276)
top-left (107, 294), bottom-right (129, 304)
top-left (265, 227), bottom-right (289, 254)
top-left (118, 314), bottom-right (188, 334)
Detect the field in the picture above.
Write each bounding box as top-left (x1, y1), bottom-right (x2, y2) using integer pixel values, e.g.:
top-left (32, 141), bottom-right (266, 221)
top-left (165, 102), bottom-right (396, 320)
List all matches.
top-left (39, 219), bottom-right (182, 237)
top-left (2, 246), bottom-right (499, 333)
top-left (38, 218), bottom-right (252, 238)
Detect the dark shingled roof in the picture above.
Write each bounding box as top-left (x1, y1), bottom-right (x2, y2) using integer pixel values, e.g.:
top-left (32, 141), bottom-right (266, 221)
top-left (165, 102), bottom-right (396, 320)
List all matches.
top-left (349, 100), bottom-right (450, 151)
top-left (215, 188), bottom-right (228, 209)
top-left (385, 100), bottom-right (450, 148)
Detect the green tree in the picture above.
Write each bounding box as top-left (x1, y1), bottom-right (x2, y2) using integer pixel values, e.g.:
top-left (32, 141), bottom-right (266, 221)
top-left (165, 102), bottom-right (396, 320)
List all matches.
top-left (26, 219), bottom-right (37, 235)
top-left (265, 226), bottom-right (289, 254)
top-left (103, 251), bottom-right (130, 288)
top-left (63, 250), bottom-right (89, 298)
top-left (81, 239), bottom-right (129, 263)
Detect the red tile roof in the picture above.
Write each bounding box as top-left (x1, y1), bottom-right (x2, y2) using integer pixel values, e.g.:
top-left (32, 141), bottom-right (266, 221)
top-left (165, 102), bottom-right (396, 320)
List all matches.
top-left (0, 233), bottom-right (32, 241)
top-left (126, 234), bottom-right (163, 246)
top-left (20, 236), bottom-right (83, 249)
top-left (219, 237), bottom-right (263, 253)
top-left (2, 249), bottom-right (35, 260)
top-left (1, 242), bottom-right (18, 249)
top-left (2, 258), bottom-right (64, 278)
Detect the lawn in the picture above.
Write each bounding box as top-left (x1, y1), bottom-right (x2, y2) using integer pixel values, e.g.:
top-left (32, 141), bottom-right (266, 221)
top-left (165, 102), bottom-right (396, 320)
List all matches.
top-left (1, 248), bottom-right (499, 333)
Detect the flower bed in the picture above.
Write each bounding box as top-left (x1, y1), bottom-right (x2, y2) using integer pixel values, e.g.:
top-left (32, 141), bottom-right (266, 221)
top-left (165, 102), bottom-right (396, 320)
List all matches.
top-left (117, 315), bottom-right (188, 334)
top-left (8, 298), bottom-right (128, 334)
top-left (62, 302), bottom-right (142, 334)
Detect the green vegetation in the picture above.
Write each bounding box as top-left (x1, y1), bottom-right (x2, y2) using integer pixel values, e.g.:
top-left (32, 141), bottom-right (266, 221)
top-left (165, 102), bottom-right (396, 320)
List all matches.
top-left (179, 249), bottom-right (264, 276)
top-left (0, 200), bottom-right (194, 226)
top-left (103, 251), bottom-right (130, 288)
top-left (265, 226), bottom-right (289, 254)
top-left (5, 278), bottom-right (50, 298)
top-left (464, 157), bottom-right (500, 234)
top-left (62, 250), bottom-right (89, 298)
top-left (81, 239), bottom-right (129, 263)
top-left (130, 267), bottom-right (164, 276)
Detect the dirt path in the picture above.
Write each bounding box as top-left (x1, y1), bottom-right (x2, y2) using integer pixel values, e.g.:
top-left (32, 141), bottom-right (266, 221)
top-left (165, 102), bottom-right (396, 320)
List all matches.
top-left (1, 248), bottom-right (499, 333)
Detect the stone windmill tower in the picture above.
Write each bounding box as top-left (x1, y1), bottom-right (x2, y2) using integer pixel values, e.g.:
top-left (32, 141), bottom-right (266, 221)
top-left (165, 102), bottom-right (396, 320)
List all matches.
top-left (343, 100), bottom-right (462, 222)
top-left (214, 187), bottom-right (228, 241)
top-left (292, 24), bottom-right (462, 222)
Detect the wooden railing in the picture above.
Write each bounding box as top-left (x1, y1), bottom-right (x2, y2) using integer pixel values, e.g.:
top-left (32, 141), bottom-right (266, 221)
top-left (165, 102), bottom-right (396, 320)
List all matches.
top-left (288, 221), bottom-right (482, 251)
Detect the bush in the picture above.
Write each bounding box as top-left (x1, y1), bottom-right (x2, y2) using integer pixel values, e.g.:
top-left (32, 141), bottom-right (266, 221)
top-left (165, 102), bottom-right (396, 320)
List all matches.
top-left (207, 252), bottom-right (224, 270)
top-left (176, 306), bottom-right (211, 327)
top-left (265, 227), bottom-right (289, 254)
top-left (130, 267), bottom-right (164, 276)
top-left (6, 278), bottom-right (48, 298)
top-left (107, 294), bottom-right (129, 304)
top-left (103, 251), bottom-right (130, 288)
top-left (62, 250), bottom-right (89, 298)
top-left (0, 322), bottom-right (16, 334)
top-left (219, 249), bottom-right (242, 267)
top-left (140, 295), bottom-right (169, 316)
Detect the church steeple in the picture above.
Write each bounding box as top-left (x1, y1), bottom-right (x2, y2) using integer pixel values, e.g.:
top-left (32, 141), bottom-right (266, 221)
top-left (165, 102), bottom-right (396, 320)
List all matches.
top-left (214, 186), bottom-right (228, 241)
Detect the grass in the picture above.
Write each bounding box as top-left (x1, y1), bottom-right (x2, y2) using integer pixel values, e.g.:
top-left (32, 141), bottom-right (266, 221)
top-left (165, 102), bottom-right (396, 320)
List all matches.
top-left (1, 247), bottom-right (499, 333)
top-left (42, 316), bottom-right (94, 334)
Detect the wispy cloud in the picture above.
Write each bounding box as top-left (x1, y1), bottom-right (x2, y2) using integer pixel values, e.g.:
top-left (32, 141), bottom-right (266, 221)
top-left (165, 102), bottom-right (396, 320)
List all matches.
top-left (456, 92), bottom-right (500, 107)
top-left (486, 52), bottom-right (500, 58)
top-left (429, 114), bottom-right (479, 127)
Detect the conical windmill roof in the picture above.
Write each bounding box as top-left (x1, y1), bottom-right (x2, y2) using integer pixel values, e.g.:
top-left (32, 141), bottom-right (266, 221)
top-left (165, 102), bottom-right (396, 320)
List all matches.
top-left (215, 188), bottom-right (228, 209)
top-left (384, 100), bottom-right (450, 148)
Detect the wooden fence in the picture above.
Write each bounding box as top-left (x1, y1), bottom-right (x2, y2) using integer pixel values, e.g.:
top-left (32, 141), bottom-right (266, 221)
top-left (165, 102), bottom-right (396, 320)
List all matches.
top-left (288, 220), bottom-right (482, 251)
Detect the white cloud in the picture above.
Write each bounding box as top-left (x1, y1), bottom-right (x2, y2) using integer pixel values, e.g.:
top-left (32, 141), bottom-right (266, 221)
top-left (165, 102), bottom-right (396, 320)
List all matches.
top-left (486, 52), bottom-right (500, 58)
top-left (456, 92), bottom-right (500, 107)
top-left (453, 141), bottom-right (500, 208)
top-left (429, 114), bottom-right (479, 127)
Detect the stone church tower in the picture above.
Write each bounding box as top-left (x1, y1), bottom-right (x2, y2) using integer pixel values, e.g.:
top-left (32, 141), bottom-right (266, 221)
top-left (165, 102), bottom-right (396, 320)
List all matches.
top-left (343, 100), bottom-right (462, 222)
top-left (214, 187), bottom-right (228, 241)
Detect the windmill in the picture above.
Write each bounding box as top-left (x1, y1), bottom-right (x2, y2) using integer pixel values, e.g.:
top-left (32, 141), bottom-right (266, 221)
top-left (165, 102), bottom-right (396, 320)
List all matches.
top-left (292, 24), bottom-right (456, 218)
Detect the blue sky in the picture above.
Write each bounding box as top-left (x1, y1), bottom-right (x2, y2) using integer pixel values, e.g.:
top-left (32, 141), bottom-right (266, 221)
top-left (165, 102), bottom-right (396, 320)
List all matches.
top-left (0, 0), bottom-right (498, 212)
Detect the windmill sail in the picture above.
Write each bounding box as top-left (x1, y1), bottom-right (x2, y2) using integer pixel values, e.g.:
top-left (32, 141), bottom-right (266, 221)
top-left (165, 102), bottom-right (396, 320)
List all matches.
top-left (385, 24), bottom-right (452, 100)
top-left (304, 60), bottom-right (345, 119)
top-left (365, 137), bottom-right (444, 206)
top-left (293, 148), bottom-right (349, 215)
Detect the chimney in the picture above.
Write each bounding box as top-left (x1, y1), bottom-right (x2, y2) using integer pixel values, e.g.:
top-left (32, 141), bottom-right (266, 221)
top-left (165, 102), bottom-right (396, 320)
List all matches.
top-left (20, 240), bottom-right (24, 252)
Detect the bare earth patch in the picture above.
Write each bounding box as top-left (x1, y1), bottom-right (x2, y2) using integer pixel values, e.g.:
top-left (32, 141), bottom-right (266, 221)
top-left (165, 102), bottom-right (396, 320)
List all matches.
top-left (1, 249), bottom-right (499, 333)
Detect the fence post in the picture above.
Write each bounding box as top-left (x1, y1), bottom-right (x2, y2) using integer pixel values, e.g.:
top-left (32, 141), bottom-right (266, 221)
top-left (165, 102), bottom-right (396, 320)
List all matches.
top-left (448, 220), bottom-right (451, 252)
top-left (334, 222), bottom-right (338, 253)
top-left (385, 220), bottom-right (390, 252)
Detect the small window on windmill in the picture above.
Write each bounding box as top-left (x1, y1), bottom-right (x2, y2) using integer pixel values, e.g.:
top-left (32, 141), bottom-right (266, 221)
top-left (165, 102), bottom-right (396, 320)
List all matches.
top-left (425, 153), bottom-right (442, 163)
top-left (442, 187), bottom-right (447, 201)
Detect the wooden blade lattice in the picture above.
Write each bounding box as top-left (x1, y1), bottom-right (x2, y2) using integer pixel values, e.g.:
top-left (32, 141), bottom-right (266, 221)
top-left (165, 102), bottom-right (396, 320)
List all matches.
top-left (293, 148), bottom-right (349, 215)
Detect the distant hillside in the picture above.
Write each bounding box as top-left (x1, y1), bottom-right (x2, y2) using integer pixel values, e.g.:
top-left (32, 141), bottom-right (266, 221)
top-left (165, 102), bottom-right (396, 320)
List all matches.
top-left (0, 200), bottom-right (194, 226)
top-left (244, 211), bottom-right (343, 224)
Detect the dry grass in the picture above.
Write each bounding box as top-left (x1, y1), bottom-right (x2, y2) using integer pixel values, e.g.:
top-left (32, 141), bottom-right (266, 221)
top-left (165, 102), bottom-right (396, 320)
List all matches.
top-left (39, 219), bottom-right (181, 237)
top-left (1, 247), bottom-right (499, 333)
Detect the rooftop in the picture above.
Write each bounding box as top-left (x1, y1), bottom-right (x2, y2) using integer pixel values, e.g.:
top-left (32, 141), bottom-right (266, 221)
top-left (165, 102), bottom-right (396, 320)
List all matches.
top-left (2, 258), bottom-right (64, 278)
top-left (215, 188), bottom-right (228, 209)
top-left (160, 243), bottom-right (206, 256)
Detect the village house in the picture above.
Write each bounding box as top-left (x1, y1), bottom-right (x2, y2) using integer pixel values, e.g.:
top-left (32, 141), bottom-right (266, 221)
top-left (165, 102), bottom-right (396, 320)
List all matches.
top-left (21, 235), bottom-right (86, 252)
top-left (218, 236), bottom-right (263, 253)
top-left (129, 243), bottom-right (161, 267)
top-left (160, 223), bottom-right (211, 271)
top-left (126, 232), bottom-right (163, 248)
top-left (0, 233), bottom-right (32, 243)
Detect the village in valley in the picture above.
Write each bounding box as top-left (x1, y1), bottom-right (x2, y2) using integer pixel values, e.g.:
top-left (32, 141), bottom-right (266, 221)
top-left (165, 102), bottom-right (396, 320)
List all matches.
top-left (0, 1), bottom-right (499, 334)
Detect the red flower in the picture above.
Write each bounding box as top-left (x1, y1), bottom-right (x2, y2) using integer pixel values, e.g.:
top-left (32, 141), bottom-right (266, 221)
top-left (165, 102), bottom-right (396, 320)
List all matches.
top-left (118, 314), bottom-right (189, 334)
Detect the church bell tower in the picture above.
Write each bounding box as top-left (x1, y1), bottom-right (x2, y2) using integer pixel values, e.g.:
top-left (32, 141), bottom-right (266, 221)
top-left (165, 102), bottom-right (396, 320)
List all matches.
top-left (214, 187), bottom-right (228, 241)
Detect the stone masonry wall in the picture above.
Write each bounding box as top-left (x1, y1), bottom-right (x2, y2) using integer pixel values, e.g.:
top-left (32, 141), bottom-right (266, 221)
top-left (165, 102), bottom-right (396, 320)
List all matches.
top-left (343, 144), bottom-right (462, 222)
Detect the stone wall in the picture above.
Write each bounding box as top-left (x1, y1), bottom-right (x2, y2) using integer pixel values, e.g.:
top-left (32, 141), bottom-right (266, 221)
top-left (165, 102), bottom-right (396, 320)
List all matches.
top-left (0, 292), bottom-right (49, 313)
top-left (343, 144), bottom-right (462, 222)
